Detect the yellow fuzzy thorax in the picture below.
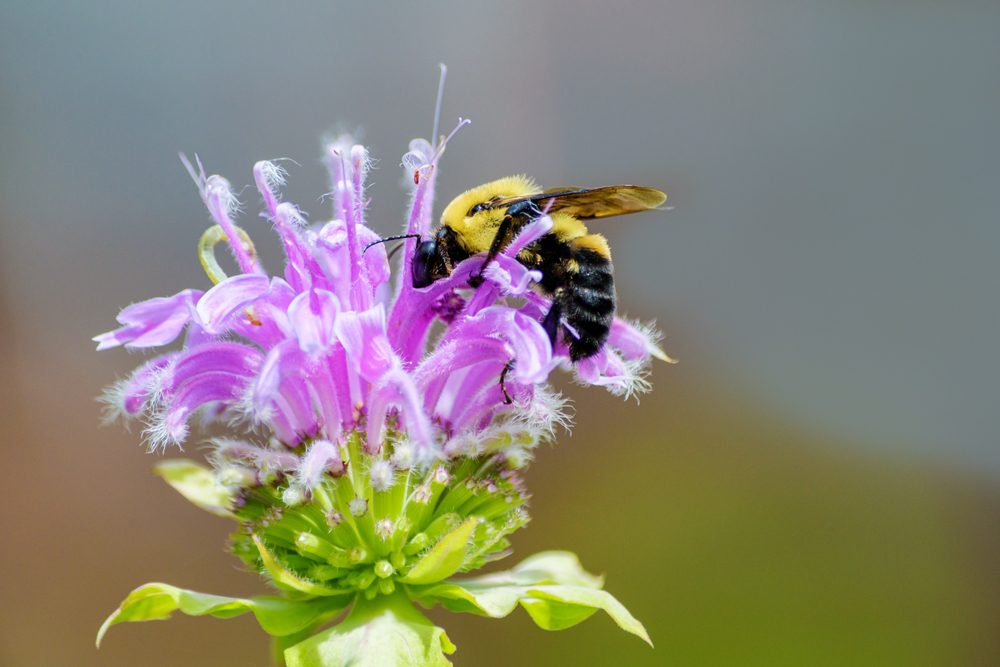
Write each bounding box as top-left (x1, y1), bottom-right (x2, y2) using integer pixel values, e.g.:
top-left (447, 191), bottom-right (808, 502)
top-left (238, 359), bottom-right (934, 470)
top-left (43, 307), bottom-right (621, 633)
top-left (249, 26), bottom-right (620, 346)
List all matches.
top-left (440, 175), bottom-right (540, 231)
top-left (440, 176), bottom-right (590, 253)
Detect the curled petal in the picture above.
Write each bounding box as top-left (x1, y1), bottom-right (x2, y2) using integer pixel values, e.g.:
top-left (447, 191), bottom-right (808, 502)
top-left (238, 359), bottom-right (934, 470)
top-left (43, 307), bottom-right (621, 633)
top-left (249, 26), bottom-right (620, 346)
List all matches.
top-left (297, 439), bottom-right (345, 490)
top-left (313, 220), bottom-right (353, 305)
top-left (355, 225), bottom-right (390, 289)
top-left (288, 289), bottom-right (340, 354)
top-left (252, 340), bottom-right (318, 443)
top-left (94, 289), bottom-right (202, 350)
top-left (609, 318), bottom-right (674, 363)
top-left (448, 306), bottom-right (554, 384)
top-left (162, 342), bottom-right (264, 397)
top-left (506, 215), bottom-right (554, 257)
top-left (100, 354), bottom-right (177, 423)
top-left (416, 338), bottom-right (510, 416)
top-left (575, 348), bottom-right (651, 399)
top-left (367, 367), bottom-right (435, 456)
top-left (402, 137), bottom-right (434, 176)
top-left (211, 439), bottom-right (299, 473)
top-left (151, 372), bottom-right (250, 448)
top-left (203, 175), bottom-right (260, 275)
top-left (272, 202), bottom-right (322, 293)
top-left (196, 274), bottom-right (270, 334)
top-left (482, 255), bottom-right (543, 297)
top-left (334, 304), bottom-right (397, 384)
top-left (198, 275), bottom-right (295, 347)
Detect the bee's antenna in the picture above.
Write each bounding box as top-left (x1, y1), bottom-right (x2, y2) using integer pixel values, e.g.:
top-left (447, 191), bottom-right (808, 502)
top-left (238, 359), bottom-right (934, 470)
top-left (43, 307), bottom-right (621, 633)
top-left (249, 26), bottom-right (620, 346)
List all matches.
top-left (363, 233), bottom-right (421, 255)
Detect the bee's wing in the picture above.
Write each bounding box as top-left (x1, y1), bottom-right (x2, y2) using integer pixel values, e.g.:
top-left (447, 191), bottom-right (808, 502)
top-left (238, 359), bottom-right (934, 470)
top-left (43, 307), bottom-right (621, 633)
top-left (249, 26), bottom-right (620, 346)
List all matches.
top-left (492, 186), bottom-right (667, 220)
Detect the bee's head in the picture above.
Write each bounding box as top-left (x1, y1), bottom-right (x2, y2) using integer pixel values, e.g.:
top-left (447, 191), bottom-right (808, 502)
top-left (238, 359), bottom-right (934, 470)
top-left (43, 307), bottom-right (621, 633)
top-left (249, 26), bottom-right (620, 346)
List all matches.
top-left (412, 226), bottom-right (462, 289)
top-left (411, 237), bottom-right (439, 288)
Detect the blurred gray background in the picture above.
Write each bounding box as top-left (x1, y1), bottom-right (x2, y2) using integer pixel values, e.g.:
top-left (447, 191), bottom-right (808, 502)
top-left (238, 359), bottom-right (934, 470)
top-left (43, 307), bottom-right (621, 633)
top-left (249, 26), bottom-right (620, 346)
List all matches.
top-left (2, 1), bottom-right (998, 666)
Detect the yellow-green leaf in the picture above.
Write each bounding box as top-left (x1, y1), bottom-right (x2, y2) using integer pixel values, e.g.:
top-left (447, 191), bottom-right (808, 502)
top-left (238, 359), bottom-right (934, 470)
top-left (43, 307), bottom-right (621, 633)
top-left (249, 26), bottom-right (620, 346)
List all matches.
top-left (153, 459), bottom-right (234, 518)
top-left (253, 534), bottom-right (351, 597)
top-left (399, 517), bottom-right (479, 585)
top-left (97, 582), bottom-right (351, 647)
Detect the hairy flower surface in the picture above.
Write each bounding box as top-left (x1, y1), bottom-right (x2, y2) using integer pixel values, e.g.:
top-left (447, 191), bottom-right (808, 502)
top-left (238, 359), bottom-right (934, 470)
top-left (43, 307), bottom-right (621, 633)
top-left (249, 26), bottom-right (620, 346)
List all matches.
top-left (96, 79), bottom-right (666, 665)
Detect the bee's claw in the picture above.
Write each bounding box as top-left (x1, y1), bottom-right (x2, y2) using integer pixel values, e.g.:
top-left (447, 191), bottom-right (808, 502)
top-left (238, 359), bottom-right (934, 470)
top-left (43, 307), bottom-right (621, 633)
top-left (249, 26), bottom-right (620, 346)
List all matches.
top-left (499, 360), bottom-right (515, 405)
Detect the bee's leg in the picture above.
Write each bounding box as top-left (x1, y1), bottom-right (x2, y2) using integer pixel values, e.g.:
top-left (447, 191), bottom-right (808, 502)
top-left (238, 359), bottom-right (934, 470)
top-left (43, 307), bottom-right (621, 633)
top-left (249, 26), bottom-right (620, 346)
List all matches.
top-left (468, 201), bottom-right (540, 288)
top-left (542, 291), bottom-right (564, 349)
top-left (468, 216), bottom-right (515, 288)
top-left (499, 359), bottom-right (516, 405)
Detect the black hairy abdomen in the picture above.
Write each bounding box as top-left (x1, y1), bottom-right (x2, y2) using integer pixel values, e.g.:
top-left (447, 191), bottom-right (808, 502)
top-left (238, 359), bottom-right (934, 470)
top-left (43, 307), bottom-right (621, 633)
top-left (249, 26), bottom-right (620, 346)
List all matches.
top-left (522, 234), bottom-right (616, 361)
top-left (563, 246), bottom-right (616, 360)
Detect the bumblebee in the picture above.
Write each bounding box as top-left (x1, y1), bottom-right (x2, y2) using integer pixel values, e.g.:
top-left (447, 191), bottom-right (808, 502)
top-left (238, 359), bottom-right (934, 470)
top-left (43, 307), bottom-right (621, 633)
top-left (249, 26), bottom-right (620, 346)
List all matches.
top-left (412, 176), bottom-right (666, 360)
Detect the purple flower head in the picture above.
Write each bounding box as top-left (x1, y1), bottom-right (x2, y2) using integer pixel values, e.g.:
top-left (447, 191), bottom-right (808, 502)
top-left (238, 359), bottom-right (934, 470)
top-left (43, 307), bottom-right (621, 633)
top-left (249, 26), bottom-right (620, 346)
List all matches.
top-left (95, 69), bottom-right (665, 658)
top-left (97, 125), bottom-right (667, 473)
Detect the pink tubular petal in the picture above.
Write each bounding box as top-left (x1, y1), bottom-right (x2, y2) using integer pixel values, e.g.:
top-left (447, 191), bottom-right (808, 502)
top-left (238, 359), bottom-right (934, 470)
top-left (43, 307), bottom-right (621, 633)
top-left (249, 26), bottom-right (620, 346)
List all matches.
top-left (252, 340), bottom-right (318, 443)
top-left (334, 304), bottom-right (397, 384)
top-left (481, 255), bottom-right (543, 297)
top-left (386, 258), bottom-right (481, 363)
top-left (94, 289), bottom-right (202, 350)
top-left (252, 160), bottom-right (286, 219)
top-left (304, 354), bottom-right (345, 439)
top-left (366, 367), bottom-right (434, 455)
top-left (574, 347), bottom-right (649, 398)
top-left (298, 439), bottom-right (345, 489)
top-left (288, 289), bottom-right (340, 355)
top-left (313, 220), bottom-right (353, 306)
top-left (415, 338), bottom-right (508, 415)
top-left (609, 318), bottom-right (670, 362)
top-left (203, 175), bottom-right (260, 275)
top-left (198, 276), bottom-right (295, 347)
top-left (162, 342), bottom-right (264, 397)
top-left (355, 225), bottom-right (390, 291)
top-left (447, 363), bottom-right (513, 432)
top-left (120, 354), bottom-right (177, 415)
top-left (505, 215), bottom-right (554, 257)
top-left (252, 340), bottom-right (304, 411)
top-left (446, 306), bottom-right (554, 384)
top-left (272, 201), bottom-right (322, 293)
top-left (155, 369), bottom-right (254, 446)
top-left (213, 439), bottom-right (299, 471)
top-left (196, 274), bottom-right (270, 334)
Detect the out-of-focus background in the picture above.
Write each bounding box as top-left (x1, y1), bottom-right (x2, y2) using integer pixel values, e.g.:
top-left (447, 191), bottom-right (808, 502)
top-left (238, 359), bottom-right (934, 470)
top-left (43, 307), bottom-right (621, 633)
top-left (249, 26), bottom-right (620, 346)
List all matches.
top-left (2, 2), bottom-right (998, 665)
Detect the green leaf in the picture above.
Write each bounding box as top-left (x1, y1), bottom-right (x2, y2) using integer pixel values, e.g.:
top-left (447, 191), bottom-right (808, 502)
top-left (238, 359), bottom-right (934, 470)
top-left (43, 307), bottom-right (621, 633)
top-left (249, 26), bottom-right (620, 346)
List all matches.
top-left (522, 586), bottom-right (651, 644)
top-left (284, 591), bottom-right (455, 667)
top-left (153, 459), bottom-right (234, 518)
top-left (97, 582), bottom-right (352, 647)
top-left (482, 550), bottom-right (604, 588)
top-left (399, 516), bottom-right (480, 585)
top-left (253, 534), bottom-right (352, 597)
top-left (410, 550), bottom-right (652, 646)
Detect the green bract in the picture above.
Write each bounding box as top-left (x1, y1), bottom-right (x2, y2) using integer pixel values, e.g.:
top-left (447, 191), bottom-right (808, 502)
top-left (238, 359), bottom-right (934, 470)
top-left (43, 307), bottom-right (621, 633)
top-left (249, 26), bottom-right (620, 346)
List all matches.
top-left (99, 436), bottom-right (650, 665)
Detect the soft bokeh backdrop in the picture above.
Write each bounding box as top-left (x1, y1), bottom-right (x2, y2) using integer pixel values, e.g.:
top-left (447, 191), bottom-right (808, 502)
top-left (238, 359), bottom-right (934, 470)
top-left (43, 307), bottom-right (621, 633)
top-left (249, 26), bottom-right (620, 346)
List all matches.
top-left (2, 2), bottom-right (998, 665)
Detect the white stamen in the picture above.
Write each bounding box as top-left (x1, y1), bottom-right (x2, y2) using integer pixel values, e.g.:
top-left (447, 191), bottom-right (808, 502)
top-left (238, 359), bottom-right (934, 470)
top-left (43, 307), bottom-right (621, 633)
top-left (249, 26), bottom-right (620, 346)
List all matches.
top-left (432, 63), bottom-right (447, 146)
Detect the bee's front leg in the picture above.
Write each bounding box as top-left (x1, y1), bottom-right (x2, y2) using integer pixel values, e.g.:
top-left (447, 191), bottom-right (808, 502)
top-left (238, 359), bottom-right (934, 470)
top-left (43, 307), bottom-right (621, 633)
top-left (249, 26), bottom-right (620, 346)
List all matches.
top-left (468, 201), bottom-right (541, 288)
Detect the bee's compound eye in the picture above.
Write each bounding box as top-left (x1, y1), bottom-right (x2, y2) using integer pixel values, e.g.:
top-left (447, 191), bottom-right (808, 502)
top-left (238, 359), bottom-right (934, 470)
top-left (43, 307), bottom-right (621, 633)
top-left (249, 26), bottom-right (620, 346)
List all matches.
top-left (412, 240), bottom-right (438, 288)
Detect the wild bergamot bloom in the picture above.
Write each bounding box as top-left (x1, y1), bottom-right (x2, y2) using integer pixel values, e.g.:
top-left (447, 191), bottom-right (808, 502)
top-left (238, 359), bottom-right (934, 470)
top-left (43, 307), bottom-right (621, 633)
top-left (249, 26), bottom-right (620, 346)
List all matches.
top-left (95, 78), bottom-right (669, 667)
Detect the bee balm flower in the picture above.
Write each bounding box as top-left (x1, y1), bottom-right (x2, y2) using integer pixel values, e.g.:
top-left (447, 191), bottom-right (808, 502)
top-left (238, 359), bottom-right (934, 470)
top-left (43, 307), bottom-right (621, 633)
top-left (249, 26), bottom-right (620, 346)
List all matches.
top-left (96, 87), bottom-right (665, 665)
